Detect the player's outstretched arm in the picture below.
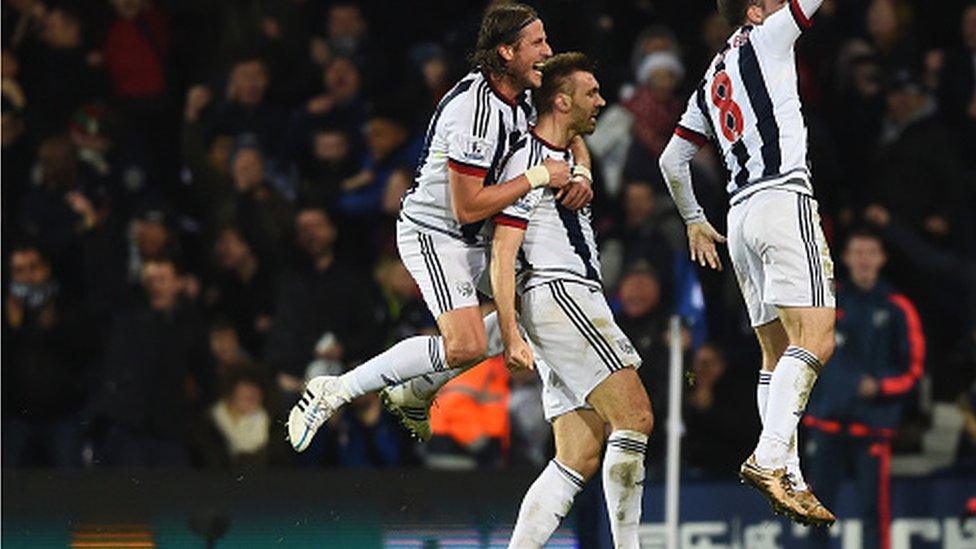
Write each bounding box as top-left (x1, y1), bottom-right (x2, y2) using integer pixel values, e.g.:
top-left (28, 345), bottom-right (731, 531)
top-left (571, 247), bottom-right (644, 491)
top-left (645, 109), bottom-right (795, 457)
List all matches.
top-left (490, 224), bottom-right (534, 370)
top-left (449, 158), bottom-right (569, 225)
top-left (659, 134), bottom-right (726, 270)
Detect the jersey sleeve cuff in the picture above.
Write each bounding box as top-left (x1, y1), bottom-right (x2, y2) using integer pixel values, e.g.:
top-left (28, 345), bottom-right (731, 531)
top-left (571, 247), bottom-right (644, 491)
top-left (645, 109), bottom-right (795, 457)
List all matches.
top-left (448, 158), bottom-right (489, 178)
top-left (789, 0), bottom-right (813, 30)
top-left (674, 125), bottom-right (708, 147)
top-left (494, 213), bottom-right (529, 230)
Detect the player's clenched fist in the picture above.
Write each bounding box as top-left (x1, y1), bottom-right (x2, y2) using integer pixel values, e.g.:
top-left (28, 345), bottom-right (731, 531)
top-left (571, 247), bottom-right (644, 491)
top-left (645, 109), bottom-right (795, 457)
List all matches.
top-left (504, 335), bottom-right (535, 371)
top-left (542, 157), bottom-right (571, 189)
top-left (687, 221), bottom-right (726, 271)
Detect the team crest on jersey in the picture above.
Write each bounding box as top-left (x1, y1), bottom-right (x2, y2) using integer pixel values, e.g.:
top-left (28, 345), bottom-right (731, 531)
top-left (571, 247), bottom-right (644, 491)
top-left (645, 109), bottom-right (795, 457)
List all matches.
top-left (616, 338), bottom-right (636, 355)
top-left (455, 281), bottom-right (475, 298)
top-left (873, 310), bottom-right (890, 327)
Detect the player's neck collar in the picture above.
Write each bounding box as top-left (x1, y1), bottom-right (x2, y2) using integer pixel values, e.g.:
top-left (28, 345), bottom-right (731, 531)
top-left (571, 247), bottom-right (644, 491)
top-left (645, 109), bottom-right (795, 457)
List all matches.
top-left (482, 69), bottom-right (522, 107)
top-left (529, 126), bottom-right (569, 152)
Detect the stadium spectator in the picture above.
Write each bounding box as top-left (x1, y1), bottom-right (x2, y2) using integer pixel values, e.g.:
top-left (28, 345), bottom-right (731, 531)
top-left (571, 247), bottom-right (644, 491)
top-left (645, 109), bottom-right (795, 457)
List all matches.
top-left (14, 5), bottom-right (104, 137)
top-left (192, 367), bottom-right (286, 469)
top-left (427, 356), bottom-right (511, 470)
top-left (865, 69), bottom-right (967, 239)
top-left (805, 229), bottom-right (925, 549)
top-left (205, 226), bottom-right (275, 357)
top-left (216, 145), bottom-right (293, 253)
top-left (332, 392), bottom-right (405, 468)
top-left (264, 205), bottom-right (386, 394)
top-left (207, 56), bottom-right (285, 159)
top-left (207, 319), bottom-right (251, 377)
top-left (2, 243), bottom-right (92, 467)
top-left (298, 127), bottom-right (357, 210)
top-left (101, 0), bottom-right (169, 101)
top-left (614, 264), bottom-right (670, 463)
top-left (599, 180), bottom-right (683, 292)
top-left (89, 257), bottom-right (210, 467)
top-left (937, 3), bottom-right (976, 159)
top-left (683, 343), bottom-right (757, 478)
top-left (373, 255), bottom-right (436, 343)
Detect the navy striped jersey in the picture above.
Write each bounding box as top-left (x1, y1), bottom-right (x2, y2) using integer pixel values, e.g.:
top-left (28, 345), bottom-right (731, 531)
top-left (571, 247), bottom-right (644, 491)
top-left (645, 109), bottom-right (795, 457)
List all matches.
top-left (492, 131), bottom-right (601, 293)
top-left (400, 69), bottom-right (535, 243)
top-left (674, 0), bottom-right (822, 203)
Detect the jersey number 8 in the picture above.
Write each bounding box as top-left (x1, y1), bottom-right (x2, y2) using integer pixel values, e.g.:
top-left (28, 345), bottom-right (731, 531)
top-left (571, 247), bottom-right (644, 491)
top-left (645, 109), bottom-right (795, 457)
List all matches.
top-left (711, 71), bottom-right (744, 142)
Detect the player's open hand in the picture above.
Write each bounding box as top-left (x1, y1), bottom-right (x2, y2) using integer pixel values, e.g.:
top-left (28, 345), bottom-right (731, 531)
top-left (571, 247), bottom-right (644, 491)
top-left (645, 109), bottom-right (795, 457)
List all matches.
top-left (542, 158), bottom-right (571, 190)
top-left (556, 177), bottom-right (593, 211)
top-left (504, 335), bottom-right (535, 372)
top-left (687, 221), bottom-right (726, 271)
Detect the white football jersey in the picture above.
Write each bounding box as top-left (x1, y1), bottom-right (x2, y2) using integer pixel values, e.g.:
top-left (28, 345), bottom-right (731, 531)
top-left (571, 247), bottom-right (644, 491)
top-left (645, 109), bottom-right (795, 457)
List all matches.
top-left (400, 70), bottom-right (535, 244)
top-left (675, 0), bottom-right (822, 204)
top-left (493, 131), bottom-right (602, 293)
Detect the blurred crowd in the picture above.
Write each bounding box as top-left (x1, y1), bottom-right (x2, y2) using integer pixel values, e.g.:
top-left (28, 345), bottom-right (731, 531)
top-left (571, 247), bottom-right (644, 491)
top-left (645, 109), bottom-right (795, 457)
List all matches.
top-left (2, 0), bottom-right (974, 476)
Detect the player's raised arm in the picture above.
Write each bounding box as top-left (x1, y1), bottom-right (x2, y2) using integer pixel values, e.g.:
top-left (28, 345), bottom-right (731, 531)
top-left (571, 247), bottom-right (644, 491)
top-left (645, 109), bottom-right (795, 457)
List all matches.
top-left (746, 0), bottom-right (824, 55)
top-left (490, 222), bottom-right (533, 370)
top-left (449, 157), bottom-right (569, 224)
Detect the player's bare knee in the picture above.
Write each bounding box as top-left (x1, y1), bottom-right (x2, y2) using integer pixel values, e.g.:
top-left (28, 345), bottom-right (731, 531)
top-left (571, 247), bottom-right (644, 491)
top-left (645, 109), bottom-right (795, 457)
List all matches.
top-left (813, 335), bottom-right (835, 366)
top-left (609, 406), bottom-right (653, 437)
top-left (557, 451), bottom-right (600, 481)
top-left (444, 337), bottom-right (487, 368)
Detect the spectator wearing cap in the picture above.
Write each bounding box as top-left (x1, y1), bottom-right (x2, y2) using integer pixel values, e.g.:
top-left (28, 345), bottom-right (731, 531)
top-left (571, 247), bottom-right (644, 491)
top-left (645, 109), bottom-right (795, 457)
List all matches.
top-left (205, 225), bottom-right (275, 357)
top-left (588, 50), bottom-right (686, 194)
top-left (90, 257), bottom-right (211, 467)
top-left (3, 243), bottom-right (93, 467)
top-left (866, 69), bottom-right (967, 243)
top-left (264, 205), bottom-right (387, 395)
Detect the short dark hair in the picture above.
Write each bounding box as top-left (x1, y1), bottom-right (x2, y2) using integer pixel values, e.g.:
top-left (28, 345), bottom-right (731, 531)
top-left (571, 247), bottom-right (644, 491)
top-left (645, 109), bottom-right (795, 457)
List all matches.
top-left (533, 52), bottom-right (595, 115)
top-left (845, 227), bottom-right (885, 249)
top-left (470, 2), bottom-right (539, 74)
top-left (716, 0), bottom-right (757, 27)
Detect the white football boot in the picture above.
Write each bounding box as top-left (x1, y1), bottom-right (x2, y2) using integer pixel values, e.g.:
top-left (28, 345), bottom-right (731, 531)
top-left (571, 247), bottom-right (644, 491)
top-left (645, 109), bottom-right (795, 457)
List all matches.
top-left (287, 376), bottom-right (350, 452)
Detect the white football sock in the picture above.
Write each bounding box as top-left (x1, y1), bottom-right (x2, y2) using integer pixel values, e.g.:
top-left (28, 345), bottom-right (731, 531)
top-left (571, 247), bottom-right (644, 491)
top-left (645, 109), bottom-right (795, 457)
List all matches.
top-left (604, 430), bottom-right (648, 549)
top-left (755, 346), bottom-right (821, 470)
top-left (757, 369), bottom-right (807, 490)
top-left (339, 335), bottom-right (447, 398)
top-left (397, 311), bottom-right (505, 400)
top-left (508, 459), bottom-right (584, 548)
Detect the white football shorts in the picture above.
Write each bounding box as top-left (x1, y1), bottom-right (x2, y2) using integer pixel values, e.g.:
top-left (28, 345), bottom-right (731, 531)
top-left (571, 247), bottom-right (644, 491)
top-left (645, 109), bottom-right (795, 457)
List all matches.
top-left (727, 188), bottom-right (835, 327)
top-left (397, 218), bottom-right (487, 319)
top-left (520, 280), bottom-right (642, 422)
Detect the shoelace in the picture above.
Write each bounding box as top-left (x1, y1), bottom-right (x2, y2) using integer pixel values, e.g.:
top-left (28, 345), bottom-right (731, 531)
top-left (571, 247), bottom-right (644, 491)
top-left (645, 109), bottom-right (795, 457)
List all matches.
top-left (781, 472), bottom-right (798, 495)
top-left (304, 399), bottom-right (329, 429)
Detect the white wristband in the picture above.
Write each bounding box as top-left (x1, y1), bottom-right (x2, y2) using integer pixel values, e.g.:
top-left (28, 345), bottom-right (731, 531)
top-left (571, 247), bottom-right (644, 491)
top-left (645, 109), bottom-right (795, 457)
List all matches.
top-left (571, 164), bottom-right (592, 181)
top-left (524, 164), bottom-right (550, 189)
